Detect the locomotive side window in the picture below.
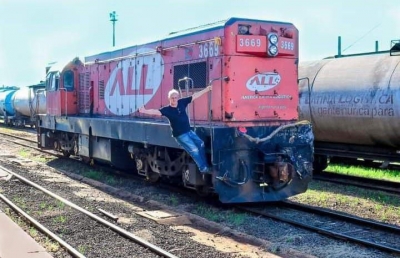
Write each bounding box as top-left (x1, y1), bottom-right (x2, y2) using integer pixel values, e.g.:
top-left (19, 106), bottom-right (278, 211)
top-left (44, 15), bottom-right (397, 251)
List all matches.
top-left (46, 72), bottom-right (59, 91)
top-left (173, 61), bottom-right (207, 90)
top-left (63, 70), bottom-right (74, 92)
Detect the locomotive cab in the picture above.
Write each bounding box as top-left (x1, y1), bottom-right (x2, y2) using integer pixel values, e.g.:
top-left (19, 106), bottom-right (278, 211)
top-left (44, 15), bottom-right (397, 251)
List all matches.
top-left (46, 58), bottom-right (82, 116)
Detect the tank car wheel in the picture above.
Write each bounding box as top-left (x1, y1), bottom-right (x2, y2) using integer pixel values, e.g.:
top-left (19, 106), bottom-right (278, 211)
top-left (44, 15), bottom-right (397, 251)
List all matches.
top-left (313, 155), bottom-right (328, 174)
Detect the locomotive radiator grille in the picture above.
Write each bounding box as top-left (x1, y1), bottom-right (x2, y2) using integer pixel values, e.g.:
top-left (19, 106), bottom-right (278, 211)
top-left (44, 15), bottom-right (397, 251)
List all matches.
top-left (78, 72), bottom-right (91, 114)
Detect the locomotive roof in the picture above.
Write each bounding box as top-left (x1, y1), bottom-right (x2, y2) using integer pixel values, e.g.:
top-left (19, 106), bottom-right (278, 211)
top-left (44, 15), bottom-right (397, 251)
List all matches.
top-left (84, 17), bottom-right (294, 63)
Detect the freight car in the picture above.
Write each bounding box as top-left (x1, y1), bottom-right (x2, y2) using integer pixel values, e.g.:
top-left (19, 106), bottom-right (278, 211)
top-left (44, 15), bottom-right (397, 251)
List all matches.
top-left (299, 41), bottom-right (400, 172)
top-left (0, 86), bottom-right (19, 118)
top-left (0, 83), bottom-right (46, 127)
top-left (37, 17), bottom-right (314, 203)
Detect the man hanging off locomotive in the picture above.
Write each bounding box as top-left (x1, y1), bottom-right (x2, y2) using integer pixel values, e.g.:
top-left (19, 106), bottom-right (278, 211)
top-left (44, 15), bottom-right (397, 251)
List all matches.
top-left (138, 85), bottom-right (213, 176)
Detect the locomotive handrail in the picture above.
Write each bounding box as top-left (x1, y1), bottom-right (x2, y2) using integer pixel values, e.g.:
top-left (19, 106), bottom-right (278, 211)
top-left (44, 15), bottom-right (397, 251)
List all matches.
top-left (208, 76), bottom-right (229, 166)
top-left (215, 159), bottom-right (249, 186)
top-left (239, 120), bottom-right (311, 144)
top-left (60, 88), bottom-right (68, 117)
top-left (177, 76), bottom-right (194, 126)
top-left (33, 89), bottom-right (45, 117)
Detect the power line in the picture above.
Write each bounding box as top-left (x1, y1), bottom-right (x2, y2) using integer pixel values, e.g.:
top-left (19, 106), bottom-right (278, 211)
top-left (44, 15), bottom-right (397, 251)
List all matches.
top-left (342, 23), bottom-right (381, 53)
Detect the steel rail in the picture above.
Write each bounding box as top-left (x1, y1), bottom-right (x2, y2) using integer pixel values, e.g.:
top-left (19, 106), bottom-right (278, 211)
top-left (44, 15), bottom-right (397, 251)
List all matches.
top-left (314, 172), bottom-right (400, 195)
top-left (0, 193), bottom-right (86, 258)
top-left (282, 200), bottom-right (400, 233)
top-left (237, 206), bottom-right (400, 254)
top-left (0, 165), bottom-right (179, 258)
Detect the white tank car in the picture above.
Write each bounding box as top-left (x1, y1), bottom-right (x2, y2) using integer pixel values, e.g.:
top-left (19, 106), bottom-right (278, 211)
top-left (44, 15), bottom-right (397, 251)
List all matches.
top-left (299, 51), bottom-right (400, 170)
top-left (13, 87), bottom-right (46, 117)
top-left (2, 83), bottom-right (46, 127)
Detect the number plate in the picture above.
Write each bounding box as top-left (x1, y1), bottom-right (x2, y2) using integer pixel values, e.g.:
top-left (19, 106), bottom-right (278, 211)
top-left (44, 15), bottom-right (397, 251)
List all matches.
top-left (279, 38), bottom-right (296, 56)
top-left (236, 35), bottom-right (267, 54)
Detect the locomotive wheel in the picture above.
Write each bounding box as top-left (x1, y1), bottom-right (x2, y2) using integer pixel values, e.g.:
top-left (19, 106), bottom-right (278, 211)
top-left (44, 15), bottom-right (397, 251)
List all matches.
top-left (62, 150), bottom-right (71, 157)
top-left (146, 171), bottom-right (160, 183)
top-left (195, 185), bottom-right (210, 197)
top-left (81, 156), bottom-right (93, 165)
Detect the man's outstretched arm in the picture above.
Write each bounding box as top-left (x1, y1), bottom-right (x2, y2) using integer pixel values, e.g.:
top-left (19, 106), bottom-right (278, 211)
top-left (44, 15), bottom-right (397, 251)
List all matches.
top-left (191, 85), bottom-right (212, 101)
top-left (138, 106), bottom-right (162, 116)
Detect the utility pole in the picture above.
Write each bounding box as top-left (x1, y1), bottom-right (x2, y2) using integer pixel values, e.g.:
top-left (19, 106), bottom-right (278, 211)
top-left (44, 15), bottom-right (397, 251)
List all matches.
top-left (109, 11), bottom-right (118, 47)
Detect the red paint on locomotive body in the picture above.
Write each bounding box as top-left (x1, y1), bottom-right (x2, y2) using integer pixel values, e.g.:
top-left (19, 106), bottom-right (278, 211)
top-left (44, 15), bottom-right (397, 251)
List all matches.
top-left (52, 17), bottom-right (299, 125)
top-left (38, 18), bottom-right (313, 203)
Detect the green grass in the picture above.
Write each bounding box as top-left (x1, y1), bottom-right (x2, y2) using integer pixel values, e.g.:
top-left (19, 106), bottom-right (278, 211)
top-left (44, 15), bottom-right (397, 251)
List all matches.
top-left (56, 201), bottom-right (65, 209)
top-left (168, 195), bottom-right (179, 206)
top-left (77, 245), bottom-right (87, 255)
top-left (327, 162), bottom-right (400, 182)
top-left (194, 204), bottom-right (221, 221)
top-left (292, 180), bottom-right (400, 224)
top-left (81, 169), bottom-right (103, 181)
top-left (193, 204), bottom-right (246, 226)
top-left (44, 237), bottom-right (60, 252)
top-left (31, 156), bottom-right (49, 163)
top-left (53, 215), bottom-right (67, 223)
top-left (29, 227), bottom-right (38, 237)
top-left (18, 148), bottom-right (30, 158)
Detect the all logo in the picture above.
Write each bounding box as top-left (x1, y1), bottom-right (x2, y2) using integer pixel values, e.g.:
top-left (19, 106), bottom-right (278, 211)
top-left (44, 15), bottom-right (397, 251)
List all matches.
top-left (246, 72), bottom-right (281, 92)
top-left (105, 48), bottom-right (164, 115)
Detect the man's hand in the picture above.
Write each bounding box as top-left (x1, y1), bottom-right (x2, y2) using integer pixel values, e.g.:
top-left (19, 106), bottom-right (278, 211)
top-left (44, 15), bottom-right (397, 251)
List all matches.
top-left (138, 106), bottom-right (162, 116)
top-left (192, 85), bottom-right (212, 101)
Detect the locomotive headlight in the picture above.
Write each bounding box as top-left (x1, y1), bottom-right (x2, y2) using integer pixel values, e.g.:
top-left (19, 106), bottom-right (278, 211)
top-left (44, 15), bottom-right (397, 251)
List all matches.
top-left (267, 33), bottom-right (279, 57)
top-left (268, 33), bottom-right (278, 44)
top-left (238, 24), bottom-right (250, 35)
top-left (268, 45), bottom-right (278, 56)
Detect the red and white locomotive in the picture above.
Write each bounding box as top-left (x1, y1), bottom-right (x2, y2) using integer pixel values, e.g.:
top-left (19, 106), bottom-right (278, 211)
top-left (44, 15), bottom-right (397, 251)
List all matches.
top-left (37, 17), bottom-right (313, 203)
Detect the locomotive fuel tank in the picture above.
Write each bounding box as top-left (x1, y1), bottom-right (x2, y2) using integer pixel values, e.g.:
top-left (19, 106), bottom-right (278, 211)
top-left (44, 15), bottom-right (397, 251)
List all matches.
top-left (299, 53), bottom-right (400, 149)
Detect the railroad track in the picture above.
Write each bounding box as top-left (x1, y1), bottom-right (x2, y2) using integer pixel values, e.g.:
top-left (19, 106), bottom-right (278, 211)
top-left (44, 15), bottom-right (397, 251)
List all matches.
top-left (237, 201), bottom-right (400, 255)
top-left (314, 172), bottom-right (400, 195)
top-left (0, 164), bottom-right (178, 258)
top-left (2, 126), bottom-right (400, 257)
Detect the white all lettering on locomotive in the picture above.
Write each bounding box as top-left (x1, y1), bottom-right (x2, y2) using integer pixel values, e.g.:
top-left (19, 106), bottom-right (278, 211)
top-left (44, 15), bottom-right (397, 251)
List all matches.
top-left (246, 73), bottom-right (281, 92)
top-left (105, 48), bottom-right (164, 115)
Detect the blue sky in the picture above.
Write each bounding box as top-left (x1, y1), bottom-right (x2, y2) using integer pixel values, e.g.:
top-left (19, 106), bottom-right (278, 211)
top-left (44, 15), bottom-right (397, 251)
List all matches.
top-left (0, 0), bottom-right (399, 86)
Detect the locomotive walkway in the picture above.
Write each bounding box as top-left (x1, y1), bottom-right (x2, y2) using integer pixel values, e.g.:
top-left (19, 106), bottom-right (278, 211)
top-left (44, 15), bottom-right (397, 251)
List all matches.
top-left (0, 167), bottom-right (53, 258)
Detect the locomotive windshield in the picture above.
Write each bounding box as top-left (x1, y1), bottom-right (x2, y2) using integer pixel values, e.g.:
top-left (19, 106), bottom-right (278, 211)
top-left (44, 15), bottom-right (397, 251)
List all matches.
top-left (63, 70), bottom-right (74, 92)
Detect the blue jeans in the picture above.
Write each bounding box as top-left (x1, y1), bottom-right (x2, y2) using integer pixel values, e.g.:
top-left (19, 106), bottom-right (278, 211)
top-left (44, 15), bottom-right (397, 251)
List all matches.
top-left (175, 131), bottom-right (208, 172)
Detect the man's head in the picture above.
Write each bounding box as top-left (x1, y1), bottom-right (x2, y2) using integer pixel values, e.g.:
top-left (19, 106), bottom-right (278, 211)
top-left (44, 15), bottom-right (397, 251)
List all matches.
top-left (168, 89), bottom-right (179, 107)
